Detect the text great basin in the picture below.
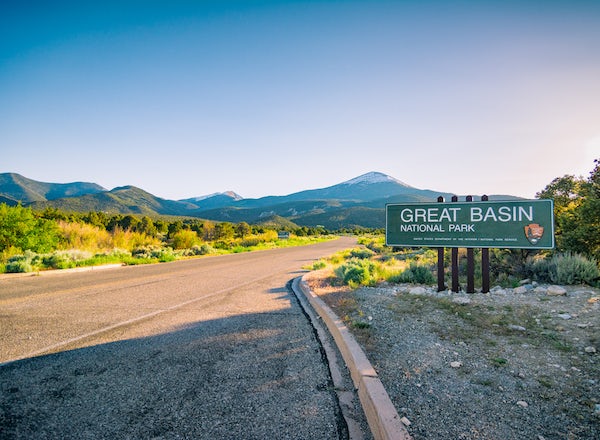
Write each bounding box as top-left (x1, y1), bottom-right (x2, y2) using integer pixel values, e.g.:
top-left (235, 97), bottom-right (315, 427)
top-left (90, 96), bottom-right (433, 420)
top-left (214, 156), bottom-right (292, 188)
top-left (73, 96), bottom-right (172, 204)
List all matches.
top-left (398, 205), bottom-right (533, 233)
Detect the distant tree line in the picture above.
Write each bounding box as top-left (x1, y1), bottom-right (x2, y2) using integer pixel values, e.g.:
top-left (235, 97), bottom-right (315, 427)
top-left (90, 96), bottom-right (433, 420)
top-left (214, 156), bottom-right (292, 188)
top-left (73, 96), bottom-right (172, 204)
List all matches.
top-left (0, 205), bottom-right (340, 258)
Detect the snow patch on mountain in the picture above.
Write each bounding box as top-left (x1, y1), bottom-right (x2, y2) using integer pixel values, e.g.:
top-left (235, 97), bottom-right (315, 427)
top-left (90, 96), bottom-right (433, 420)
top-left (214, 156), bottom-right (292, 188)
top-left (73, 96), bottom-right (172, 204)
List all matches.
top-left (342, 171), bottom-right (412, 187)
top-left (185, 191), bottom-right (243, 202)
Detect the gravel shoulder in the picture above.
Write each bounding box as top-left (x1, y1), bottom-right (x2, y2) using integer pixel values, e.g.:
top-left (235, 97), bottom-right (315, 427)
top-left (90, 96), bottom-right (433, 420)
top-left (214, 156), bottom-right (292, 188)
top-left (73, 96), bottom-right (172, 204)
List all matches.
top-left (305, 270), bottom-right (599, 440)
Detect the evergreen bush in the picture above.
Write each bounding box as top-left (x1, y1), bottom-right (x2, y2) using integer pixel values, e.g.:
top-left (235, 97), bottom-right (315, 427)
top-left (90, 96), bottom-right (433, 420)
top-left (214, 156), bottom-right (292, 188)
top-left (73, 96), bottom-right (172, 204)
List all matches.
top-left (240, 237), bottom-right (262, 247)
top-left (131, 245), bottom-right (175, 261)
top-left (530, 252), bottom-right (599, 285)
top-left (191, 244), bottom-right (212, 255)
top-left (335, 258), bottom-right (376, 287)
top-left (390, 262), bottom-right (435, 284)
top-left (349, 248), bottom-right (375, 259)
top-left (42, 253), bottom-right (75, 269)
top-left (5, 259), bottom-right (33, 273)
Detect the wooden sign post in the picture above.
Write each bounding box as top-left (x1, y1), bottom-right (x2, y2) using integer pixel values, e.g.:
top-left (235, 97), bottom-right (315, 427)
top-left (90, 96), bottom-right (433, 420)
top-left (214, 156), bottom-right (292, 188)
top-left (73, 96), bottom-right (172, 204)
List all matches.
top-left (481, 195), bottom-right (490, 293)
top-left (436, 196), bottom-right (445, 292)
top-left (451, 195), bottom-right (459, 292)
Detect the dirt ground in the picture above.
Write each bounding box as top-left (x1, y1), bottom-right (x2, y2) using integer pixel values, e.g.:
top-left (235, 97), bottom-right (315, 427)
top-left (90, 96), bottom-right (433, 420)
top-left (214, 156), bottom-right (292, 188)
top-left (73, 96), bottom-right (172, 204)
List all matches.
top-left (305, 270), bottom-right (599, 440)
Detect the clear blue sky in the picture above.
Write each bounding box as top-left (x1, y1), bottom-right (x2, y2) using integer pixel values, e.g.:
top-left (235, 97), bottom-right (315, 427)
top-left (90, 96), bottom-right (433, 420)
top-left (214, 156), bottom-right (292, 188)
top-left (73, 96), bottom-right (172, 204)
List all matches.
top-left (1, 0), bottom-right (599, 200)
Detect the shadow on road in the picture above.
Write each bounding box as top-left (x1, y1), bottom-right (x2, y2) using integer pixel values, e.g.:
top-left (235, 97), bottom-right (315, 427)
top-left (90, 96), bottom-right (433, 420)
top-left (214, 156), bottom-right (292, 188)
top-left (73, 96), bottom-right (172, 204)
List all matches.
top-left (1, 295), bottom-right (345, 439)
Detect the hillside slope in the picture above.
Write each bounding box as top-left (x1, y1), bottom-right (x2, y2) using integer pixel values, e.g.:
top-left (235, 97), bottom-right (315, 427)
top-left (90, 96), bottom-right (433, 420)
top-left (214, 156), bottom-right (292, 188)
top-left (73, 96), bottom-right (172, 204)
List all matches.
top-left (0, 173), bottom-right (105, 205)
top-left (29, 186), bottom-right (198, 216)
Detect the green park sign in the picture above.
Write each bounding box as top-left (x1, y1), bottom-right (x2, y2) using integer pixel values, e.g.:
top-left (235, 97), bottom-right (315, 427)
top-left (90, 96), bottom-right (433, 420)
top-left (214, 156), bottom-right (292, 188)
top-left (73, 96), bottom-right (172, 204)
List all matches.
top-left (386, 199), bottom-right (554, 249)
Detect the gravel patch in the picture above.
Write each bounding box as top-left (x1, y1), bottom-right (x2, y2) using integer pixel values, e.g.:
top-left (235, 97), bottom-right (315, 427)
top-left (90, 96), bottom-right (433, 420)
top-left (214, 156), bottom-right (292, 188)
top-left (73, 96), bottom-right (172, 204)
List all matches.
top-left (306, 271), bottom-right (599, 440)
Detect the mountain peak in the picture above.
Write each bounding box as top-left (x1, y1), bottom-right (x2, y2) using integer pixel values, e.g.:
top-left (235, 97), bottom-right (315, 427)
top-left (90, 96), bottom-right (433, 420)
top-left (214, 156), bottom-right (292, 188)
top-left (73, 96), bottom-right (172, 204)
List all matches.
top-left (220, 191), bottom-right (243, 200)
top-left (342, 172), bottom-right (412, 187)
top-left (183, 191), bottom-right (243, 203)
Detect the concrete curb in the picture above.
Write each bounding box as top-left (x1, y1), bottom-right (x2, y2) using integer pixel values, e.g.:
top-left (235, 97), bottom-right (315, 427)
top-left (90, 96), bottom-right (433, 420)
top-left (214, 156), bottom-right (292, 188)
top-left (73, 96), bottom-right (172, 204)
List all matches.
top-left (296, 274), bottom-right (412, 440)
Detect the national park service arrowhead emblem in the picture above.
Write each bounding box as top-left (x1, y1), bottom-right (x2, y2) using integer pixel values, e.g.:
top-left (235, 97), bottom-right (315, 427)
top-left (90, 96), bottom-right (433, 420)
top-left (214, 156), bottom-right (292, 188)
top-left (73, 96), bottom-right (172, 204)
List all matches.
top-left (524, 223), bottom-right (544, 244)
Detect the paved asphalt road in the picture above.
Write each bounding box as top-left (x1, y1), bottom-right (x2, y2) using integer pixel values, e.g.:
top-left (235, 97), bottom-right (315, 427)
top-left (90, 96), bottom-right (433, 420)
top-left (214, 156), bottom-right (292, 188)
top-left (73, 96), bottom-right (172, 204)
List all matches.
top-left (0, 236), bottom-right (358, 439)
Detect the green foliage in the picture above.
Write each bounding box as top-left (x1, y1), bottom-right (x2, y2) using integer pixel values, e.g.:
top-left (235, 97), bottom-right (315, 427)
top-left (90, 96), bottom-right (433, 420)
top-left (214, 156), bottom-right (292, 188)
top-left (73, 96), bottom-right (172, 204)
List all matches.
top-left (3, 249), bottom-right (128, 273)
top-left (311, 260), bottom-right (327, 270)
top-left (214, 222), bottom-right (235, 240)
top-left (335, 258), bottom-right (376, 287)
top-left (537, 159), bottom-right (600, 260)
top-left (239, 237), bottom-right (262, 247)
top-left (530, 252), bottom-right (599, 285)
top-left (0, 203), bottom-right (331, 272)
top-left (231, 245), bottom-right (249, 253)
top-left (5, 253), bottom-right (34, 273)
top-left (171, 229), bottom-right (199, 249)
top-left (0, 204), bottom-right (60, 253)
top-left (537, 174), bottom-right (583, 212)
top-left (57, 221), bottom-right (112, 251)
top-left (235, 222), bottom-right (251, 238)
top-left (358, 236), bottom-right (386, 254)
top-left (191, 244), bottom-right (213, 256)
top-left (167, 220), bottom-right (184, 238)
top-left (390, 262), bottom-right (435, 284)
top-left (349, 248), bottom-right (375, 259)
top-left (490, 249), bottom-right (531, 280)
top-left (131, 245), bottom-right (176, 262)
top-left (41, 251), bottom-right (78, 269)
top-left (213, 240), bottom-right (232, 250)
top-left (80, 250), bottom-right (130, 267)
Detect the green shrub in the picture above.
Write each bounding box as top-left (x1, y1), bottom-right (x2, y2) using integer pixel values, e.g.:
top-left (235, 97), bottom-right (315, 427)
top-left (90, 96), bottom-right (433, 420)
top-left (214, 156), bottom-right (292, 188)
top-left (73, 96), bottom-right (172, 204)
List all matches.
top-left (239, 237), bottom-right (262, 247)
top-left (3, 249), bottom-right (129, 272)
top-left (171, 229), bottom-right (199, 250)
top-left (493, 273), bottom-right (520, 288)
top-left (366, 240), bottom-right (386, 254)
top-left (335, 258), bottom-right (376, 287)
top-left (528, 252), bottom-right (599, 285)
top-left (158, 251), bottom-right (176, 262)
top-left (40, 250), bottom-right (91, 269)
top-left (5, 251), bottom-right (36, 273)
top-left (550, 252), bottom-right (599, 285)
top-left (358, 236), bottom-right (387, 254)
top-left (42, 253), bottom-right (75, 269)
top-left (5, 257), bottom-right (33, 273)
top-left (390, 262), bottom-right (435, 284)
top-left (311, 260), bottom-right (327, 270)
top-left (106, 248), bottom-right (131, 259)
top-left (132, 245), bottom-right (158, 259)
top-left (213, 240), bottom-right (232, 250)
top-left (490, 249), bottom-right (529, 280)
top-left (191, 244), bottom-right (212, 255)
top-left (527, 257), bottom-right (552, 283)
top-left (349, 248), bottom-right (375, 259)
top-left (132, 246), bottom-right (176, 262)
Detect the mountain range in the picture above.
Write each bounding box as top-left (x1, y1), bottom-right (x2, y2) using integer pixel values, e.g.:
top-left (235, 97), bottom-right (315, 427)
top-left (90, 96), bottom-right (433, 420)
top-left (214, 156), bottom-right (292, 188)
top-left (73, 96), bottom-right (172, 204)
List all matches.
top-left (0, 172), bottom-right (518, 229)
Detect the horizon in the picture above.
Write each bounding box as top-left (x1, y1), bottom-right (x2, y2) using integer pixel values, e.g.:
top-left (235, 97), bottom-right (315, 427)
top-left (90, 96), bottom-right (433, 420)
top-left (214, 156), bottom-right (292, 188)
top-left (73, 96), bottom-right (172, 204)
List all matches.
top-left (2, 1), bottom-right (600, 200)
